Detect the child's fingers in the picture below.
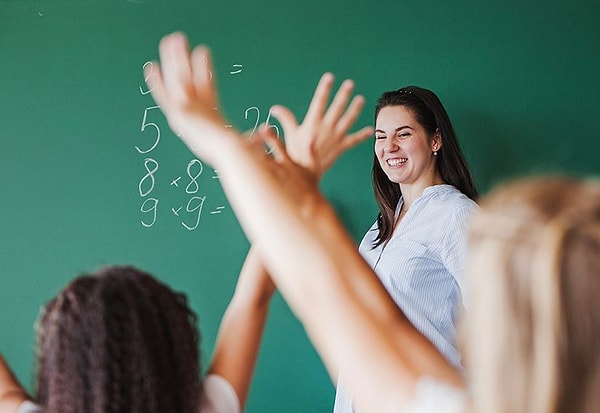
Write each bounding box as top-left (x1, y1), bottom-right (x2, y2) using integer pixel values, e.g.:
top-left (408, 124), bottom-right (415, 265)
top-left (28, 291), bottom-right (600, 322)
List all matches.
top-left (343, 126), bottom-right (375, 150)
top-left (258, 124), bottom-right (288, 163)
top-left (144, 62), bottom-right (169, 109)
top-left (323, 79), bottom-right (355, 125)
top-left (158, 32), bottom-right (194, 103)
top-left (335, 95), bottom-right (366, 135)
top-left (303, 72), bottom-right (335, 124)
top-left (269, 105), bottom-right (298, 137)
top-left (191, 45), bottom-right (218, 107)
top-left (241, 128), bottom-right (256, 140)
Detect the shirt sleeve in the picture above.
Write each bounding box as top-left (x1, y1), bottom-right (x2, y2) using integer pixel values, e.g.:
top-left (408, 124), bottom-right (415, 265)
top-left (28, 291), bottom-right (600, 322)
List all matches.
top-left (199, 374), bottom-right (241, 413)
top-left (17, 401), bottom-right (42, 413)
top-left (404, 377), bottom-right (466, 413)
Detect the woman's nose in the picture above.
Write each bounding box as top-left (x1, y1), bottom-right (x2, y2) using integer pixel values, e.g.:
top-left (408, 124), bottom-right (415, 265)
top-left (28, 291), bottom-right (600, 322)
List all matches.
top-left (383, 137), bottom-right (399, 152)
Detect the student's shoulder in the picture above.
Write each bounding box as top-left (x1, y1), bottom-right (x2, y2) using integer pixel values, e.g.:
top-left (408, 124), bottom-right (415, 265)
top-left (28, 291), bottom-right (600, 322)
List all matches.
top-left (200, 375), bottom-right (241, 413)
top-left (16, 401), bottom-right (41, 413)
top-left (403, 377), bottom-right (466, 413)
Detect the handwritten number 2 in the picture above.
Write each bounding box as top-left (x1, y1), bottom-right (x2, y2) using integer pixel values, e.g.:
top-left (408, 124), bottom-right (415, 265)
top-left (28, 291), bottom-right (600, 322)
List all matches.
top-left (139, 61), bottom-right (154, 95)
top-left (244, 106), bottom-right (260, 139)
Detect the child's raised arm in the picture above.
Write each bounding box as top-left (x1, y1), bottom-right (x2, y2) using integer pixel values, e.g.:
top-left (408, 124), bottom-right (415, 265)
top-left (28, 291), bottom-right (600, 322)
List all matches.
top-left (207, 247), bottom-right (275, 409)
top-left (147, 32), bottom-right (461, 413)
top-left (0, 354), bottom-right (28, 413)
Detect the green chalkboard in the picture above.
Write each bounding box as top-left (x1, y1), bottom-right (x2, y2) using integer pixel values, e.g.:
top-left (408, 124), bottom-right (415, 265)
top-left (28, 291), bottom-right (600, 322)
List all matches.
top-left (1, 1), bottom-right (599, 412)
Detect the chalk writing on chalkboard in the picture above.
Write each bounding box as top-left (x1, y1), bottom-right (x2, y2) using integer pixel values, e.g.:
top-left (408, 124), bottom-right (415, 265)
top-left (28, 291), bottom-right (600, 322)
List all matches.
top-left (135, 60), bottom-right (282, 229)
top-left (243, 106), bottom-right (281, 143)
top-left (230, 64), bottom-right (243, 75)
top-left (136, 59), bottom-right (233, 230)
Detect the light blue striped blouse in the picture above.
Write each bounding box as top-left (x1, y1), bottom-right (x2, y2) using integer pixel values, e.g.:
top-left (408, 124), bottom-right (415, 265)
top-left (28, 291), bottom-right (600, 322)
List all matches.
top-left (333, 184), bottom-right (478, 413)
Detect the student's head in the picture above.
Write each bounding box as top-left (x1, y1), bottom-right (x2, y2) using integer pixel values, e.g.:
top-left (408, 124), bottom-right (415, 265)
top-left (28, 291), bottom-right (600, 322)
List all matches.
top-left (465, 176), bottom-right (600, 413)
top-left (35, 266), bottom-right (202, 413)
top-left (371, 86), bottom-right (477, 246)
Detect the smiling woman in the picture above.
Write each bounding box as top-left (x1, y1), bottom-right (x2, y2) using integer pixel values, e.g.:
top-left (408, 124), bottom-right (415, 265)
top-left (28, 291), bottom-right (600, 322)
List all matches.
top-left (260, 82), bottom-right (481, 412)
top-left (330, 86), bottom-right (479, 413)
top-left (262, 81), bottom-right (480, 412)
top-left (375, 105), bottom-right (442, 188)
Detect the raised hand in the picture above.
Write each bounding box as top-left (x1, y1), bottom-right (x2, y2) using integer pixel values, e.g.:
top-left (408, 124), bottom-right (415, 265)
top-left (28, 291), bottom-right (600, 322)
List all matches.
top-left (269, 73), bottom-right (373, 179)
top-left (145, 32), bottom-right (238, 167)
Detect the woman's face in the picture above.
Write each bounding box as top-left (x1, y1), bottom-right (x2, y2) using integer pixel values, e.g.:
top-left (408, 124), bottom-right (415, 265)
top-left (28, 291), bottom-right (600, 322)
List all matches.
top-left (374, 105), bottom-right (440, 186)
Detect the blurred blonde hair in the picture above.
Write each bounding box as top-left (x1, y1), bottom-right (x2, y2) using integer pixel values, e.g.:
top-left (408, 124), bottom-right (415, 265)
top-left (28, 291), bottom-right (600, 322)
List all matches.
top-left (463, 176), bottom-right (600, 413)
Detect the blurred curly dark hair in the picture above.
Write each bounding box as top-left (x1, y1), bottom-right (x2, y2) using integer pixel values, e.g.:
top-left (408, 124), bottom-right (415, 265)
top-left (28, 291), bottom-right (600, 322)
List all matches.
top-left (34, 266), bottom-right (202, 413)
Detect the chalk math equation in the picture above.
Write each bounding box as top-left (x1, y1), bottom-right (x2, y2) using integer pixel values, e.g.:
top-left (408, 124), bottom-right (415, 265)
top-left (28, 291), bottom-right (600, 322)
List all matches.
top-left (135, 60), bottom-right (280, 230)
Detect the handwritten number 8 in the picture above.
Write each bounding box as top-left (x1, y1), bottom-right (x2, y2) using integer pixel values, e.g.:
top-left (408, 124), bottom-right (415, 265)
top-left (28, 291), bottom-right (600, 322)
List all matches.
top-left (139, 158), bottom-right (159, 197)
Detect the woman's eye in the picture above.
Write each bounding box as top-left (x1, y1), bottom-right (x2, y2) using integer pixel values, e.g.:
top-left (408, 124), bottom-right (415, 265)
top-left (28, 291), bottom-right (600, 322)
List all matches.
top-left (375, 135), bottom-right (386, 140)
top-left (398, 132), bottom-right (411, 139)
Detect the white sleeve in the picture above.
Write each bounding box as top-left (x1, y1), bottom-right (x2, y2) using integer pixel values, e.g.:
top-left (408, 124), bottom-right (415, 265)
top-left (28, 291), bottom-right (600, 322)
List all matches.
top-left (404, 377), bottom-right (466, 413)
top-left (17, 401), bottom-right (42, 413)
top-left (199, 374), bottom-right (241, 413)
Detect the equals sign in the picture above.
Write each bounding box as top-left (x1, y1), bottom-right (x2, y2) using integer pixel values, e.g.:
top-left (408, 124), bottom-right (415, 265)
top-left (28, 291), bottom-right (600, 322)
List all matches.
top-left (210, 206), bottom-right (225, 215)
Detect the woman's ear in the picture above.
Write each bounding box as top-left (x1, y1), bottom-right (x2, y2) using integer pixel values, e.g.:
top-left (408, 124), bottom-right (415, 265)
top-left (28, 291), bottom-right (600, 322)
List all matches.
top-left (432, 128), bottom-right (442, 152)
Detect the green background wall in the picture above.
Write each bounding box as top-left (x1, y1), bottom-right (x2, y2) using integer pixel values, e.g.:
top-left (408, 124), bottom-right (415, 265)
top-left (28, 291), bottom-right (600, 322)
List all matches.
top-left (1, 1), bottom-right (598, 412)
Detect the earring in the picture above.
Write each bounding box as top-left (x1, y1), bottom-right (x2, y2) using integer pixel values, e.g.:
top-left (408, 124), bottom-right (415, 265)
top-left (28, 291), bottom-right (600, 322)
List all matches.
top-left (433, 151), bottom-right (438, 156)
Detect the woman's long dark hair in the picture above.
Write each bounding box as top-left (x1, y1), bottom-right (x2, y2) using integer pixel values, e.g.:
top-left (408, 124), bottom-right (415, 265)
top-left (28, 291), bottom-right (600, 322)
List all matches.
top-left (372, 86), bottom-right (478, 247)
top-left (35, 266), bottom-right (202, 413)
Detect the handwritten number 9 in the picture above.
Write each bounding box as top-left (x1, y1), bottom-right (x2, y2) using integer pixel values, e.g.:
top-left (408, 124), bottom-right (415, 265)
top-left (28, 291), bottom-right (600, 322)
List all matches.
top-left (140, 197), bottom-right (159, 227)
top-left (182, 196), bottom-right (206, 231)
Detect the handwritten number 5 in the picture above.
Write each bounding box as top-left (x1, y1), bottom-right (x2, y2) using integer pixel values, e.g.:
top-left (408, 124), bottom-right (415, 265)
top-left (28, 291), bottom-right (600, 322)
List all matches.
top-left (136, 106), bottom-right (161, 154)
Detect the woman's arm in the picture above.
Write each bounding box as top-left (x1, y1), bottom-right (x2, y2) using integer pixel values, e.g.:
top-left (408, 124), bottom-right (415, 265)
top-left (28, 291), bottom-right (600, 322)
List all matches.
top-left (0, 354), bottom-right (28, 413)
top-left (146, 32), bottom-right (462, 413)
top-left (207, 247), bottom-right (275, 409)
